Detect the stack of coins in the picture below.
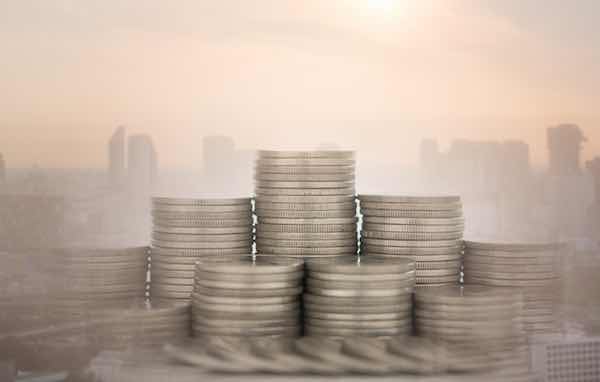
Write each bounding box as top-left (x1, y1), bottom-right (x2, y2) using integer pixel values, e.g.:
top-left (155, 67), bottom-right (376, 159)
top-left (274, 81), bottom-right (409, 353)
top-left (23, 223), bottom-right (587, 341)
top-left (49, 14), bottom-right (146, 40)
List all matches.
top-left (359, 195), bottom-right (464, 287)
top-left (91, 302), bottom-right (191, 349)
top-left (303, 256), bottom-right (415, 338)
top-left (414, 286), bottom-right (529, 376)
top-left (463, 241), bottom-right (565, 336)
top-left (191, 255), bottom-right (304, 339)
top-left (254, 151), bottom-right (358, 258)
top-left (49, 247), bottom-right (149, 322)
top-left (150, 197), bottom-right (253, 303)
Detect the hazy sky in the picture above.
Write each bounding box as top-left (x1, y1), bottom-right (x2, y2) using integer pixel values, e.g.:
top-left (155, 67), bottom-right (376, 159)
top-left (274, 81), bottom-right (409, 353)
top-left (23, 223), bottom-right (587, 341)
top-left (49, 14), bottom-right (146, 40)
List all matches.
top-left (1, 0), bottom-right (599, 168)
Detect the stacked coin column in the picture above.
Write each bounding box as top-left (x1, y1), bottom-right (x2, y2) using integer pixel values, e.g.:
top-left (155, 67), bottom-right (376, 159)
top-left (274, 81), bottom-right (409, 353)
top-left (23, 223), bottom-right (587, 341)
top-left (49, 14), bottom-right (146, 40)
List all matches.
top-left (359, 196), bottom-right (464, 287)
top-left (150, 198), bottom-right (253, 304)
top-left (191, 256), bottom-right (304, 339)
top-left (254, 151), bottom-right (357, 258)
top-left (463, 241), bottom-right (565, 336)
top-left (49, 247), bottom-right (149, 323)
top-left (303, 256), bottom-right (415, 338)
top-left (414, 286), bottom-right (530, 377)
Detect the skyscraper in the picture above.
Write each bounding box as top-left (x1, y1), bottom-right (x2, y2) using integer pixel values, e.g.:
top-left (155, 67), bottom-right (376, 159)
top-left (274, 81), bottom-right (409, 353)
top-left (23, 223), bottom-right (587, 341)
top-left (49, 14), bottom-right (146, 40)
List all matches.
top-left (548, 124), bottom-right (586, 176)
top-left (108, 126), bottom-right (126, 190)
top-left (587, 157), bottom-right (600, 204)
top-left (127, 134), bottom-right (158, 192)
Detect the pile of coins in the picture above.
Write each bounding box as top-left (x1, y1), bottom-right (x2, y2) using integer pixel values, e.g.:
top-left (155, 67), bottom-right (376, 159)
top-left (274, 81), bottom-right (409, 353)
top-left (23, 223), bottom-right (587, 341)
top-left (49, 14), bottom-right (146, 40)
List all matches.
top-left (48, 247), bottom-right (148, 322)
top-left (191, 256), bottom-right (304, 339)
top-left (254, 151), bottom-right (358, 258)
top-left (463, 241), bottom-right (565, 336)
top-left (303, 256), bottom-right (415, 338)
top-left (359, 195), bottom-right (464, 287)
top-left (414, 286), bottom-right (529, 376)
top-left (150, 197), bottom-right (253, 303)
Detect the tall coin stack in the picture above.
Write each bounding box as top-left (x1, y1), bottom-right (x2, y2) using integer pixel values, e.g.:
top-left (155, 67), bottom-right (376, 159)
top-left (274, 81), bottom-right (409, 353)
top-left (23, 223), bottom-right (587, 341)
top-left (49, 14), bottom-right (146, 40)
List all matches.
top-left (414, 286), bottom-right (530, 377)
top-left (303, 256), bottom-right (415, 338)
top-left (359, 195), bottom-right (464, 287)
top-left (49, 247), bottom-right (149, 323)
top-left (254, 151), bottom-right (358, 258)
top-left (191, 256), bottom-right (304, 339)
top-left (150, 197), bottom-right (253, 304)
top-left (463, 241), bottom-right (565, 336)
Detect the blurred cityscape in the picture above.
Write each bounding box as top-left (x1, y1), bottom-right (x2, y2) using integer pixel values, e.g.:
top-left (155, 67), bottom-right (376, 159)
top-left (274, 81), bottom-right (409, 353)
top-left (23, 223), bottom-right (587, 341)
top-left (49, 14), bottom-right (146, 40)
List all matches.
top-left (0, 124), bottom-right (598, 252)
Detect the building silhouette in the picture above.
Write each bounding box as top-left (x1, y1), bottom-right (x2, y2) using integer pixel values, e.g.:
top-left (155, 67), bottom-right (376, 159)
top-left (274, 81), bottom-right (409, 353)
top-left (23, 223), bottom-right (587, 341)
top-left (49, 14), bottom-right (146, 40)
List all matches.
top-left (108, 126), bottom-right (126, 190)
top-left (0, 153), bottom-right (5, 184)
top-left (548, 124), bottom-right (586, 176)
top-left (127, 134), bottom-right (158, 192)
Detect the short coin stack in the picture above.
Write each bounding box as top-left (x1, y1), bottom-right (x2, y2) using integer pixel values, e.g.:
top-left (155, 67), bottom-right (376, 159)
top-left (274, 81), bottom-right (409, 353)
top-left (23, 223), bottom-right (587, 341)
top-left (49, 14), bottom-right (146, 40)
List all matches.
top-left (414, 286), bottom-right (529, 376)
top-left (150, 197), bottom-right (253, 304)
top-left (303, 256), bottom-right (415, 338)
top-left (254, 150), bottom-right (358, 258)
top-left (49, 247), bottom-right (149, 323)
top-left (191, 255), bottom-right (304, 339)
top-left (463, 241), bottom-right (565, 336)
top-left (359, 195), bottom-right (464, 287)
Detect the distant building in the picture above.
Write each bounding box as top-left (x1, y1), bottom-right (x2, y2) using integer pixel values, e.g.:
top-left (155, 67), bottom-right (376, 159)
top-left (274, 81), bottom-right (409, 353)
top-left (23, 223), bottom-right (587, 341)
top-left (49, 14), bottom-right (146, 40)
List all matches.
top-left (108, 126), bottom-right (126, 190)
top-left (548, 124), bottom-right (586, 176)
top-left (0, 153), bottom-right (5, 184)
top-left (127, 134), bottom-right (158, 192)
top-left (587, 157), bottom-right (600, 204)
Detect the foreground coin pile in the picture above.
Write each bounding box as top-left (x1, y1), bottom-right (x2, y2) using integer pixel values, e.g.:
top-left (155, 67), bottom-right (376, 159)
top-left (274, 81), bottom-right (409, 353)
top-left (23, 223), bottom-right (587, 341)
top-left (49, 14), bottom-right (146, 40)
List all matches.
top-left (254, 151), bottom-right (358, 258)
top-left (48, 247), bottom-right (149, 322)
top-left (359, 195), bottom-right (464, 287)
top-left (150, 198), bottom-right (253, 303)
top-left (303, 256), bottom-right (415, 338)
top-left (191, 256), bottom-right (304, 339)
top-left (463, 241), bottom-right (565, 336)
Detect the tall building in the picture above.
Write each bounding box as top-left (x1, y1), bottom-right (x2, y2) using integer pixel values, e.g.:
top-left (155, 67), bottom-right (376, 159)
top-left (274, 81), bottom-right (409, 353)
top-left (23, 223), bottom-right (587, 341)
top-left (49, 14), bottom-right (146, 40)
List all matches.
top-left (548, 124), bottom-right (586, 176)
top-left (0, 153), bottom-right (5, 184)
top-left (587, 157), bottom-right (600, 204)
top-left (127, 134), bottom-right (158, 192)
top-left (108, 126), bottom-right (126, 190)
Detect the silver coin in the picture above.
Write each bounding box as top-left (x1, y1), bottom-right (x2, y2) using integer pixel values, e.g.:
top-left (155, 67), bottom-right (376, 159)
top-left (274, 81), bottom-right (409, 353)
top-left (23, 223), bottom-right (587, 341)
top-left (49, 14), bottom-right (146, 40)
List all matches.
top-left (194, 325), bottom-right (300, 337)
top-left (463, 255), bottom-right (557, 266)
top-left (152, 211), bottom-right (252, 221)
top-left (305, 311), bottom-right (411, 321)
top-left (255, 195), bottom-right (355, 204)
top-left (192, 293), bottom-right (298, 305)
top-left (151, 247), bottom-right (250, 257)
top-left (152, 232), bottom-right (252, 242)
top-left (256, 231), bottom-right (356, 240)
top-left (303, 293), bottom-right (411, 307)
top-left (256, 158), bottom-right (355, 167)
top-left (414, 285), bottom-right (520, 305)
top-left (257, 246), bottom-right (357, 256)
top-left (416, 275), bottom-right (460, 284)
top-left (463, 276), bottom-right (561, 287)
top-left (464, 270), bottom-right (558, 280)
top-left (152, 197), bottom-right (251, 206)
top-left (307, 286), bottom-right (413, 298)
top-left (255, 187), bottom-right (355, 197)
top-left (193, 285), bottom-right (303, 298)
top-left (152, 240), bottom-right (251, 250)
top-left (256, 165), bottom-right (355, 174)
top-left (304, 325), bottom-right (411, 338)
top-left (153, 216), bottom-right (253, 226)
top-left (363, 216), bottom-right (465, 226)
top-left (362, 231), bottom-right (463, 241)
top-left (256, 209), bottom-right (356, 219)
top-left (361, 238), bottom-right (463, 248)
top-left (307, 270), bottom-right (415, 282)
top-left (306, 277), bottom-right (415, 291)
top-left (150, 283), bottom-right (194, 293)
top-left (257, 238), bottom-right (355, 248)
top-left (153, 226), bottom-right (251, 234)
top-left (258, 150), bottom-right (354, 159)
top-left (195, 269), bottom-right (303, 282)
top-left (256, 173), bottom-right (355, 182)
top-left (258, 224), bottom-right (357, 233)
top-left (259, 217), bottom-right (357, 225)
top-left (463, 263), bottom-right (557, 273)
top-left (305, 255), bottom-right (415, 274)
top-left (195, 255), bottom-right (303, 274)
top-left (194, 278), bottom-right (301, 290)
top-left (360, 201), bottom-right (463, 211)
top-left (416, 269), bottom-right (459, 278)
top-left (358, 194), bottom-right (461, 204)
top-left (149, 269), bottom-right (194, 279)
top-left (464, 241), bottom-right (566, 252)
top-left (257, 181), bottom-right (355, 190)
top-left (255, 200), bottom-right (355, 211)
top-left (305, 317), bottom-right (412, 329)
top-left (151, 256), bottom-right (201, 266)
top-left (193, 301), bottom-right (299, 314)
top-left (415, 260), bottom-right (462, 270)
top-left (193, 316), bottom-right (299, 329)
top-left (152, 204), bottom-right (251, 213)
top-left (149, 290), bottom-right (192, 299)
top-left (361, 208), bottom-right (463, 218)
top-left (362, 223), bottom-right (463, 233)
top-left (360, 252), bottom-right (462, 263)
top-left (150, 276), bottom-right (195, 286)
top-left (303, 302), bottom-right (412, 315)
top-left (464, 248), bottom-right (560, 259)
top-left (415, 309), bottom-right (518, 322)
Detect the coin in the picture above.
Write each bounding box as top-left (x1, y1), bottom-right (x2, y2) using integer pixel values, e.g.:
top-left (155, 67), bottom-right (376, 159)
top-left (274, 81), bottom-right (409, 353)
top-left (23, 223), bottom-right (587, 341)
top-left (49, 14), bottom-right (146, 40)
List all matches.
top-left (195, 255), bottom-right (303, 275)
top-left (152, 197), bottom-right (251, 206)
top-left (255, 195), bottom-right (355, 204)
top-left (256, 158), bottom-right (355, 167)
top-left (153, 204), bottom-right (251, 213)
top-left (360, 238), bottom-right (462, 248)
top-left (151, 240), bottom-right (251, 250)
top-left (359, 195), bottom-right (461, 204)
top-left (361, 208), bottom-right (463, 218)
top-left (305, 255), bottom-right (415, 274)
top-left (257, 238), bottom-right (354, 248)
top-left (255, 188), bottom-right (356, 197)
top-left (359, 201), bottom-right (462, 211)
top-left (258, 150), bottom-right (354, 159)
top-left (306, 278), bottom-right (415, 291)
top-left (256, 231), bottom-right (356, 240)
top-left (153, 226), bottom-right (251, 234)
top-left (256, 209), bottom-right (356, 219)
top-left (362, 223), bottom-right (463, 233)
top-left (305, 311), bottom-right (411, 321)
top-left (305, 317), bottom-right (412, 329)
top-left (304, 325), bottom-right (411, 337)
top-left (464, 241), bottom-right (566, 252)
top-left (258, 224), bottom-right (356, 233)
top-left (259, 217), bottom-right (357, 225)
top-left (193, 285), bottom-right (303, 298)
top-left (257, 246), bottom-right (357, 256)
top-left (255, 173), bottom-right (355, 182)
top-left (307, 270), bottom-right (415, 282)
top-left (362, 231), bottom-right (463, 241)
top-left (195, 269), bottom-right (303, 282)
top-left (363, 216), bottom-right (465, 226)
top-left (255, 201), bottom-right (355, 211)
top-left (152, 232), bottom-right (252, 242)
top-left (192, 293), bottom-right (298, 305)
top-left (151, 247), bottom-right (250, 257)
top-left (256, 165), bottom-right (355, 175)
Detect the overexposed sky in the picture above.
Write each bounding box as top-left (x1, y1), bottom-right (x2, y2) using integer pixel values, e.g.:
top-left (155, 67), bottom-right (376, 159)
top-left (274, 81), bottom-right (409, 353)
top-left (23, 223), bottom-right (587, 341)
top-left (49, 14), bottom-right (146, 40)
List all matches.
top-left (1, 0), bottom-right (599, 168)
